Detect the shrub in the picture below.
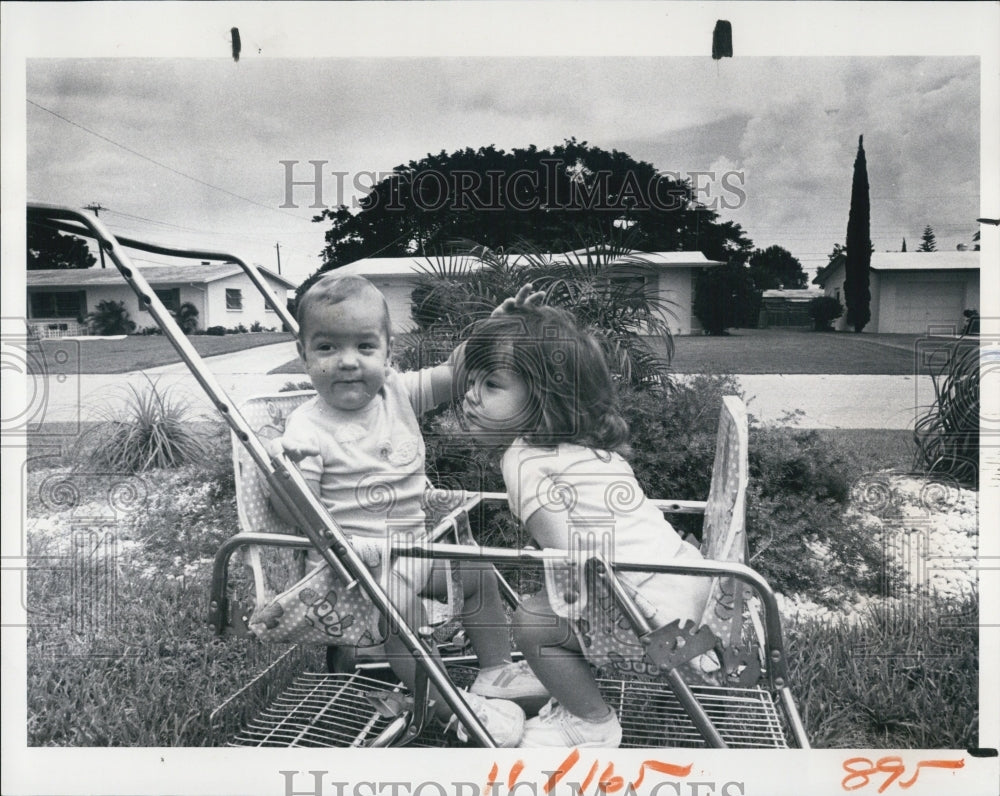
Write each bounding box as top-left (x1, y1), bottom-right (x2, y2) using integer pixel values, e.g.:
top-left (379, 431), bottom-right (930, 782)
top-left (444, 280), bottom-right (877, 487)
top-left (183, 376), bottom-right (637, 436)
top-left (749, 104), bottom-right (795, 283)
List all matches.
top-left (808, 295), bottom-right (844, 331)
top-left (74, 378), bottom-right (208, 472)
top-left (913, 339), bottom-right (979, 488)
top-left (227, 324), bottom-right (248, 334)
top-left (138, 326), bottom-right (162, 336)
top-left (743, 426), bottom-right (882, 600)
top-left (420, 409), bottom-right (529, 587)
top-left (616, 376), bottom-right (880, 601)
top-left (961, 309), bottom-right (979, 336)
top-left (86, 300), bottom-right (136, 335)
top-left (279, 381), bottom-right (313, 392)
top-left (206, 326), bottom-right (226, 336)
top-left (249, 321), bottom-right (264, 333)
top-left (418, 373), bottom-right (883, 603)
top-left (393, 333), bottom-right (456, 374)
top-left (692, 263), bottom-right (759, 335)
top-left (176, 302), bottom-right (199, 335)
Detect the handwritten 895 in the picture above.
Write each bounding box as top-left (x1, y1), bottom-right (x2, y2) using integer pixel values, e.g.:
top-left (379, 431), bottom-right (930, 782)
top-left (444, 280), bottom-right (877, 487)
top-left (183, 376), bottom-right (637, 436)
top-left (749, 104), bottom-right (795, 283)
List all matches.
top-left (841, 756), bottom-right (965, 793)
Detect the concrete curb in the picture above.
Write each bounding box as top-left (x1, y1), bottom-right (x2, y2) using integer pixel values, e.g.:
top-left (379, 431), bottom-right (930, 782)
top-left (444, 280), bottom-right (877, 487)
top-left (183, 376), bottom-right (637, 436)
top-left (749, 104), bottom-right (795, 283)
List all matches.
top-left (32, 371), bottom-right (936, 431)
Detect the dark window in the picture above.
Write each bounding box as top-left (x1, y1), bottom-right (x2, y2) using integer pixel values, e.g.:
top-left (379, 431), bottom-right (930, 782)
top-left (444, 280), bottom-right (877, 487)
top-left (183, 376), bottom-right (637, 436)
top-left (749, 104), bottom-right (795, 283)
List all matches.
top-left (30, 291), bottom-right (83, 319)
top-left (226, 288), bottom-right (243, 311)
top-left (143, 288), bottom-right (180, 314)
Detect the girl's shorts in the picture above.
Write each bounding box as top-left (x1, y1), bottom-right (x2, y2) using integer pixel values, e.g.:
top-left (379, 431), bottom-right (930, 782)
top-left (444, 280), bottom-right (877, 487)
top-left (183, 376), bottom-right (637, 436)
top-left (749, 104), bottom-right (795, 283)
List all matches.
top-left (550, 541), bottom-right (714, 676)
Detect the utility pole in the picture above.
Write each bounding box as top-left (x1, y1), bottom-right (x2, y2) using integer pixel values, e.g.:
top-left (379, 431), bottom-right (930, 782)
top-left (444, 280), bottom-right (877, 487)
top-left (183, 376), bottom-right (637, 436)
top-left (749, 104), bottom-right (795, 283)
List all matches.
top-left (84, 203), bottom-right (107, 268)
top-left (275, 242), bottom-right (282, 275)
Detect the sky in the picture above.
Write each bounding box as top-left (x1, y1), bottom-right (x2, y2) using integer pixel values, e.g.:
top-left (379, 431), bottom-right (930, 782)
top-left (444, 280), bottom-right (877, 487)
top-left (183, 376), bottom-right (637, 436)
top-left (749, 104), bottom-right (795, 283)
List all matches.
top-left (24, 55), bottom-right (981, 287)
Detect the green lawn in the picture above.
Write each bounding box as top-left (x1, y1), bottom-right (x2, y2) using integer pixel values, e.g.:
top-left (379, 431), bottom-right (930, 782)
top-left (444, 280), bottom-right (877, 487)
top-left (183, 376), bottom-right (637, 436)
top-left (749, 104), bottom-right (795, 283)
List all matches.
top-left (28, 327), bottom-right (947, 377)
top-left (667, 328), bottom-right (929, 375)
top-left (23, 426), bottom-right (976, 748)
top-left (29, 332), bottom-right (289, 375)
top-left (270, 328), bottom-right (942, 376)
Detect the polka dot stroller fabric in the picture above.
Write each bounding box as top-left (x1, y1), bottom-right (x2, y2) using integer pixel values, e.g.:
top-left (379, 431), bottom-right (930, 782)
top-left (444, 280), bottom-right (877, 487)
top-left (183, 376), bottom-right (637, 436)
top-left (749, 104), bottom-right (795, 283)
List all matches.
top-left (233, 392), bottom-right (386, 647)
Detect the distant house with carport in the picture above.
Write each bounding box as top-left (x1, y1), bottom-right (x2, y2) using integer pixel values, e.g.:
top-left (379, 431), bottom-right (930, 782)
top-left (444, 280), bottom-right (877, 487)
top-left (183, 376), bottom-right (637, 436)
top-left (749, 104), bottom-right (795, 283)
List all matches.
top-left (333, 250), bottom-right (725, 336)
top-left (26, 263), bottom-right (295, 337)
top-left (759, 288), bottom-right (825, 328)
top-left (813, 251), bottom-right (980, 334)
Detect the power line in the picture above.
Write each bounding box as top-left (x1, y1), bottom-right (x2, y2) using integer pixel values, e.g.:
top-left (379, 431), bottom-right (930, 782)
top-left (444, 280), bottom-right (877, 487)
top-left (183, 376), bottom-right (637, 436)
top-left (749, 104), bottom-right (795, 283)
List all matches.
top-left (27, 98), bottom-right (314, 224)
top-left (103, 208), bottom-right (321, 244)
top-left (98, 208), bottom-right (321, 264)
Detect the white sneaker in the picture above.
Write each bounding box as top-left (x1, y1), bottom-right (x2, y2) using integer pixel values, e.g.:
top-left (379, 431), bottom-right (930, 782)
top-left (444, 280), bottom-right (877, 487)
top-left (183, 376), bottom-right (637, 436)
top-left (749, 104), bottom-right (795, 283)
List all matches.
top-left (471, 661), bottom-right (549, 701)
top-left (519, 700), bottom-right (623, 748)
top-left (447, 691), bottom-right (525, 747)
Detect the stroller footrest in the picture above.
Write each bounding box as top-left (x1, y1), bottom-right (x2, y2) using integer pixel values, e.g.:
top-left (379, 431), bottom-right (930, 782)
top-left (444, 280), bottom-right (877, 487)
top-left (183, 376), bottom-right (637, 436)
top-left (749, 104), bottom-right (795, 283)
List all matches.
top-left (641, 619), bottom-right (719, 669)
top-left (225, 668), bottom-right (790, 748)
top-left (228, 672), bottom-right (411, 748)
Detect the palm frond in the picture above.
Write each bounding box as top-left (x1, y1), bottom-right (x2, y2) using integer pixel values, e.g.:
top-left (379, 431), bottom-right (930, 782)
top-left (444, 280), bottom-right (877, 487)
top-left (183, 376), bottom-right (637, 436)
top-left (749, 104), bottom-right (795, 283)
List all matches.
top-left (403, 234), bottom-right (676, 386)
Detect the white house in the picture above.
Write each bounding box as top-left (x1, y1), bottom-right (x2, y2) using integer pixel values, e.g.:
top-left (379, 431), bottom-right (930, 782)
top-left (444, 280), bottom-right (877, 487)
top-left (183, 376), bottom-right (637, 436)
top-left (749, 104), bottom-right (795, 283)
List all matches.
top-left (813, 251), bottom-right (980, 334)
top-left (26, 263), bottom-right (295, 337)
top-left (334, 250), bottom-right (724, 336)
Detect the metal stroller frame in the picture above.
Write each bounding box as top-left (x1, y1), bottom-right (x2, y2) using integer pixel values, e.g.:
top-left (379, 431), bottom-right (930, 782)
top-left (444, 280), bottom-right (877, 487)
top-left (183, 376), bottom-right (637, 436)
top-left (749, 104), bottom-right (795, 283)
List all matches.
top-left (26, 202), bottom-right (810, 750)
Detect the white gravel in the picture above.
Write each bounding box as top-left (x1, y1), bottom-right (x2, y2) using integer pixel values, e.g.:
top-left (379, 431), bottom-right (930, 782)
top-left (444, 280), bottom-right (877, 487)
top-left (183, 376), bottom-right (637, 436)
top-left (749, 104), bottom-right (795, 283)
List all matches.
top-left (777, 472), bottom-right (978, 626)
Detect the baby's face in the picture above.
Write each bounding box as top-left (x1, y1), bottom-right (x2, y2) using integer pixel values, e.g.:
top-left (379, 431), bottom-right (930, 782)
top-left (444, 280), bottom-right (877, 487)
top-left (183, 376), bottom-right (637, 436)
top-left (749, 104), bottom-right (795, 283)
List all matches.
top-left (298, 295), bottom-right (391, 411)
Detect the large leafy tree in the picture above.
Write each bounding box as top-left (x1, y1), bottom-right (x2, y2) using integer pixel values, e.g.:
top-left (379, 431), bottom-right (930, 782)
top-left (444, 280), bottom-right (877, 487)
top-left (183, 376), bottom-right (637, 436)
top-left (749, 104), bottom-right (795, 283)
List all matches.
top-left (844, 135), bottom-right (872, 332)
top-left (309, 139), bottom-right (753, 284)
top-left (27, 220), bottom-right (96, 270)
top-left (693, 263), bottom-right (759, 335)
top-left (747, 245), bottom-right (807, 290)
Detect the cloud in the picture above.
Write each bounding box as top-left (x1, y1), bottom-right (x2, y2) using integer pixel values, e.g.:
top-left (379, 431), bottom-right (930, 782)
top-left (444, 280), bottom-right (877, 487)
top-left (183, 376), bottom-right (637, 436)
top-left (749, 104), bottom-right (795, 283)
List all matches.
top-left (24, 56), bottom-right (980, 281)
top-left (716, 57), bottom-right (979, 266)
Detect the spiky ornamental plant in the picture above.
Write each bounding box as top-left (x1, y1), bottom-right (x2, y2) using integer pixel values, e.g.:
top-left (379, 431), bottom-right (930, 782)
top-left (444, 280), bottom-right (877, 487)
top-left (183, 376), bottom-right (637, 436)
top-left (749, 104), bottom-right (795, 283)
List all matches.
top-left (913, 340), bottom-right (979, 489)
top-left (844, 136), bottom-right (872, 333)
top-left (406, 227), bottom-right (676, 388)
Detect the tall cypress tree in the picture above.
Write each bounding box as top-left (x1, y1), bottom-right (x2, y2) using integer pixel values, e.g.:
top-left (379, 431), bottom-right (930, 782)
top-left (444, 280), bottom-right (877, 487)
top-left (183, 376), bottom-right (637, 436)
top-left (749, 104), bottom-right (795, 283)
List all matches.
top-left (844, 135), bottom-right (871, 332)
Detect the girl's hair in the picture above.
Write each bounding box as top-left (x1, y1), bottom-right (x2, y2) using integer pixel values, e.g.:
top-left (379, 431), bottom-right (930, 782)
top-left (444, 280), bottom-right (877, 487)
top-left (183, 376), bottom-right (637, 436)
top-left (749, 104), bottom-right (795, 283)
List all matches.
top-left (463, 305), bottom-right (630, 453)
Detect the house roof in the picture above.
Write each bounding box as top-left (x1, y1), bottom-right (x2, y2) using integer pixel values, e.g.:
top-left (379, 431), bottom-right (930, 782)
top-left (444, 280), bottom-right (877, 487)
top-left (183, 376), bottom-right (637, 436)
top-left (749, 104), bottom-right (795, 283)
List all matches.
top-left (336, 250), bottom-right (724, 279)
top-left (27, 263), bottom-right (297, 290)
top-left (255, 266), bottom-right (297, 289)
top-left (560, 248), bottom-right (725, 267)
top-left (762, 288), bottom-right (824, 300)
top-left (867, 251), bottom-right (980, 271)
top-left (814, 250), bottom-right (980, 285)
top-left (335, 257), bottom-right (444, 278)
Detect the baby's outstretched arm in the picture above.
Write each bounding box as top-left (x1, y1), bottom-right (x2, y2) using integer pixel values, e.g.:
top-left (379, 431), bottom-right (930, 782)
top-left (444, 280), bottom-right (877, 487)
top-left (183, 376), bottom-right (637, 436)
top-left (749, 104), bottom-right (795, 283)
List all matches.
top-left (490, 283), bottom-right (546, 317)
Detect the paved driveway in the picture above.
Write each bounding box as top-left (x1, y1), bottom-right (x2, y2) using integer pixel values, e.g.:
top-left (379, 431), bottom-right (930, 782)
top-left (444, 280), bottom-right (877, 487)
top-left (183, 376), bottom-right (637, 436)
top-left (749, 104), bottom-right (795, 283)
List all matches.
top-left (26, 337), bottom-right (936, 430)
